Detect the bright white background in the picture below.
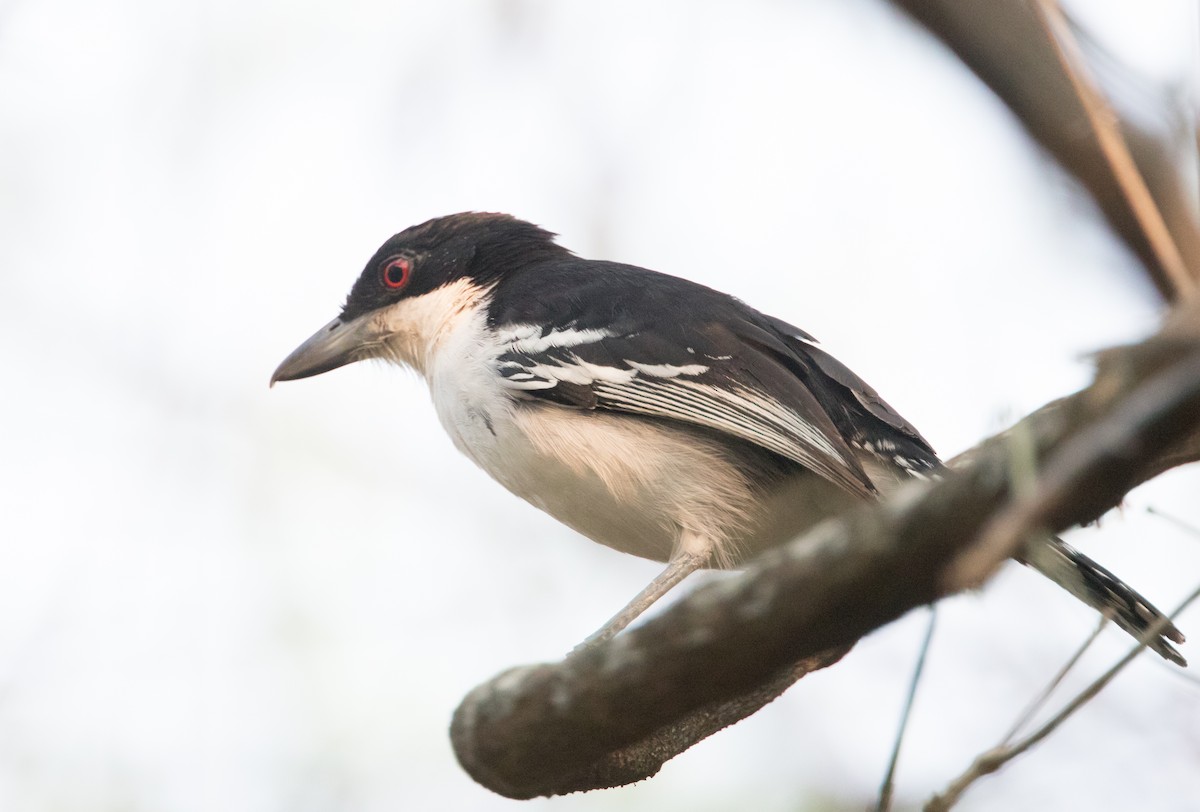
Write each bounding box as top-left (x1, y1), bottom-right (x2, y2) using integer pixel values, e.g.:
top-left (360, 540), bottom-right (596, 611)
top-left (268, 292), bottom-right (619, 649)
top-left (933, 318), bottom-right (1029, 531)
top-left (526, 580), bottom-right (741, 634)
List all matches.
top-left (1, 1), bottom-right (1198, 810)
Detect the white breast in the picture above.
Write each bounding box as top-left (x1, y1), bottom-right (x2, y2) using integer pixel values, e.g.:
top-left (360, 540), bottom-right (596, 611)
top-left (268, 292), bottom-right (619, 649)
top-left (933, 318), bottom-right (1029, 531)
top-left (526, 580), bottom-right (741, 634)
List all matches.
top-left (422, 303), bottom-right (694, 560)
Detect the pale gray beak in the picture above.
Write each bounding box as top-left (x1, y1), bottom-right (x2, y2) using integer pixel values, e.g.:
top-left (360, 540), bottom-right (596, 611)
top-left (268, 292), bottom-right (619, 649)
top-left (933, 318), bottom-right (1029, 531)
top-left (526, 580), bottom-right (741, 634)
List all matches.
top-left (270, 313), bottom-right (379, 386)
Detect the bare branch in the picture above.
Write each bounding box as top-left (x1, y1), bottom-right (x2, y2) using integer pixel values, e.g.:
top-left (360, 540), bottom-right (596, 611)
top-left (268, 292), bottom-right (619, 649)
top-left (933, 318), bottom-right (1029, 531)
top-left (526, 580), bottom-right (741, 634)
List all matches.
top-left (887, 0), bottom-right (1200, 299)
top-left (452, 646), bottom-right (850, 800)
top-left (1000, 616), bottom-right (1108, 746)
top-left (1031, 0), bottom-right (1194, 298)
top-left (450, 304), bottom-right (1200, 799)
top-left (948, 333), bottom-right (1200, 589)
top-left (924, 585), bottom-right (1200, 812)
top-left (876, 609), bottom-right (937, 812)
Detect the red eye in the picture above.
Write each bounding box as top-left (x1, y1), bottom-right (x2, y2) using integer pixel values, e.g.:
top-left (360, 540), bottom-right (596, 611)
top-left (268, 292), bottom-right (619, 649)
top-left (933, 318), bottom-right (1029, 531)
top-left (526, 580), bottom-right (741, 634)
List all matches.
top-left (382, 256), bottom-right (411, 289)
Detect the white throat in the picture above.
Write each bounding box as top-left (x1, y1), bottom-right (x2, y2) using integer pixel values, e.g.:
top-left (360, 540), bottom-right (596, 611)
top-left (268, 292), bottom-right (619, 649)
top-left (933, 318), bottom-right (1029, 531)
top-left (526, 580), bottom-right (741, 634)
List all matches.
top-left (373, 278), bottom-right (491, 376)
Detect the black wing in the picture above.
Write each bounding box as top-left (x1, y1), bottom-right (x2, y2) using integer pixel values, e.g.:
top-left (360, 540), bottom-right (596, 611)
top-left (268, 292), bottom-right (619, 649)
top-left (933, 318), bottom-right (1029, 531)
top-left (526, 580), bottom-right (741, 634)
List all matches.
top-left (488, 260), bottom-right (938, 496)
top-left (759, 314), bottom-right (940, 478)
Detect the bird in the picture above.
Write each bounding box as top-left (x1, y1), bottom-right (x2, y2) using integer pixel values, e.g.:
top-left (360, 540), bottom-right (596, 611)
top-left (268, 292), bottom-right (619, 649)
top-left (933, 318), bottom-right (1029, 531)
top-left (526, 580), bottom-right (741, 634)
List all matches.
top-left (271, 212), bottom-right (1185, 664)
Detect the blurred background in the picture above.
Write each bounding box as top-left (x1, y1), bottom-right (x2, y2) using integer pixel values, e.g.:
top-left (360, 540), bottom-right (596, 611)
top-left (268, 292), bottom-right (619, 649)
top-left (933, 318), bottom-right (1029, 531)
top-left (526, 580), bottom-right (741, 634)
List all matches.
top-left (2, 0), bottom-right (1199, 809)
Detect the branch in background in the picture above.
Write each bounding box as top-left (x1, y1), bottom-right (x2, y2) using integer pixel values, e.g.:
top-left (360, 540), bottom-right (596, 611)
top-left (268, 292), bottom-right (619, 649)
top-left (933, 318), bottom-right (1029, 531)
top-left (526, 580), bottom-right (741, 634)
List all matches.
top-left (926, 510), bottom-right (1200, 810)
top-left (876, 609), bottom-right (938, 812)
top-left (450, 302), bottom-right (1200, 799)
top-left (1000, 617), bottom-right (1108, 746)
top-left (923, 584), bottom-right (1200, 812)
top-left (1030, 0), bottom-right (1193, 298)
top-left (887, 0), bottom-right (1200, 299)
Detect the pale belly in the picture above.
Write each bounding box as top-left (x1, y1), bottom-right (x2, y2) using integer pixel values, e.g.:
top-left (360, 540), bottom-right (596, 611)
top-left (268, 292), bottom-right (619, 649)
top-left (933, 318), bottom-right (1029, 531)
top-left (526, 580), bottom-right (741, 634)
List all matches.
top-left (422, 315), bottom-right (860, 566)
top-left (432, 374), bottom-right (857, 565)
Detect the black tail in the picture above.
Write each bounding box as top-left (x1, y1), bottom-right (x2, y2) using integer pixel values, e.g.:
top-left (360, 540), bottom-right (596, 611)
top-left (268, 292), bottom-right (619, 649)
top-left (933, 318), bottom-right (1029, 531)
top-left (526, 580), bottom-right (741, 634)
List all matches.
top-left (1022, 536), bottom-right (1186, 666)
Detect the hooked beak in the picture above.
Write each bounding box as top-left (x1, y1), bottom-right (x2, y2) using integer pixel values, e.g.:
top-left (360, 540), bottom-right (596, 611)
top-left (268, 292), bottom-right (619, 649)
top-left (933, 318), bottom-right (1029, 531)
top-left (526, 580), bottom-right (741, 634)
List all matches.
top-left (270, 313), bottom-right (380, 386)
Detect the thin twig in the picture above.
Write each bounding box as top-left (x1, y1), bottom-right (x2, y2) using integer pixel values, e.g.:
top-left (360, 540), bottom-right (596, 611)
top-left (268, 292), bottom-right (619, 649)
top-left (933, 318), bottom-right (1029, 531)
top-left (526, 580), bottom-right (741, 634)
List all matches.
top-left (877, 608), bottom-right (938, 812)
top-left (925, 584), bottom-right (1200, 812)
top-left (1146, 505), bottom-right (1200, 539)
top-left (999, 615), bottom-right (1109, 746)
top-left (1033, 0), bottom-right (1196, 298)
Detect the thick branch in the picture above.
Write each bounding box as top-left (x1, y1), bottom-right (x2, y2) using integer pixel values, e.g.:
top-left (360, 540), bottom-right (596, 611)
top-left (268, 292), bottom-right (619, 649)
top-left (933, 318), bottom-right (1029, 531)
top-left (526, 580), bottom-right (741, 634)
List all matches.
top-left (451, 306), bottom-right (1200, 799)
top-left (452, 647), bottom-right (850, 798)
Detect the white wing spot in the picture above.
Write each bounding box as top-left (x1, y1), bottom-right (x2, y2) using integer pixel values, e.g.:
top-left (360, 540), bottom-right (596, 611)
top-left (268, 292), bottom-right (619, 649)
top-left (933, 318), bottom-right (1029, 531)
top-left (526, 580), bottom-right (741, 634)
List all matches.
top-left (503, 377), bottom-right (557, 391)
top-left (498, 324), bottom-right (616, 355)
top-left (568, 357), bottom-right (638, 384)
top-left (892, 454), bottom-right (935, 480)
top-left (507, 357), bottom-right (638, 389)
top-left (625, 360), bottom-right (709, 378)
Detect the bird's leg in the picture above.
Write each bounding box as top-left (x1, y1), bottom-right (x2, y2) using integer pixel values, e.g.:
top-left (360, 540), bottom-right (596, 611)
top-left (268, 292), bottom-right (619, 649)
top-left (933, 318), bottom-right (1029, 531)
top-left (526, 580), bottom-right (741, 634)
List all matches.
top-left (574, 551), bottom-right (707, 653)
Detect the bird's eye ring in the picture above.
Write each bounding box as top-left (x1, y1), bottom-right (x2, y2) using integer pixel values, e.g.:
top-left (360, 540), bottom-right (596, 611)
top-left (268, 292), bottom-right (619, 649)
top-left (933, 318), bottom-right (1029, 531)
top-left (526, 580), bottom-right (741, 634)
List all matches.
top-left (381, 256), bottom-right (412, 289)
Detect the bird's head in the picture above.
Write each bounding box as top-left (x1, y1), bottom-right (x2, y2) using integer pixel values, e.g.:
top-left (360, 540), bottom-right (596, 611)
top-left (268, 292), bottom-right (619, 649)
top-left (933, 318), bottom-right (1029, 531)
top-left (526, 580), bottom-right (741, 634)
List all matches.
top-left (270, 212), bottom-right (568, 384)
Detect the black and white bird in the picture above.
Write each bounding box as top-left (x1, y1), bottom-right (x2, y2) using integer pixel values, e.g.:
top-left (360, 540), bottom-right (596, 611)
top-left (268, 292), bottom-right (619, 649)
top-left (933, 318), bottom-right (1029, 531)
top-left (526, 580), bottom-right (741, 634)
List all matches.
top-left (272, 212), bottom-right (1185, 664)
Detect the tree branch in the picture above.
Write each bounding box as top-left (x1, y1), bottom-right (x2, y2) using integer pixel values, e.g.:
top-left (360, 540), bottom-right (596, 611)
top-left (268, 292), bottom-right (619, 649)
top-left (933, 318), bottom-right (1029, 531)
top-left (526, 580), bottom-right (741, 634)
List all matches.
top-left (1029, 0), bottom-right (1193, 298)
top-left (452, 646), bottom-right (851, 799)
top-left (450, 301), bottom-right (1200, 799)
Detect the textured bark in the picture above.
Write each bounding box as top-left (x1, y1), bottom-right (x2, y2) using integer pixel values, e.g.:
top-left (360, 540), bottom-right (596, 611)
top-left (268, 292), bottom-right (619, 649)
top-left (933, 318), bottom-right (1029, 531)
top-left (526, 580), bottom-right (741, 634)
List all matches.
top-left (452, 647), bottom-right (851, 799)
